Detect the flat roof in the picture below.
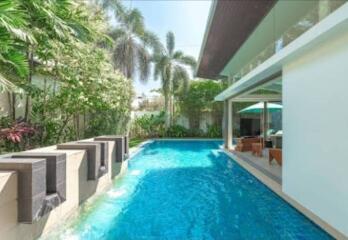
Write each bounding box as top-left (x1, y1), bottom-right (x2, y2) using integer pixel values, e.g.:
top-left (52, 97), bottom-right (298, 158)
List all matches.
top-left (215, 3), bottom-right (348, 101)
top-left (196, 0), bottom-right (276, 79)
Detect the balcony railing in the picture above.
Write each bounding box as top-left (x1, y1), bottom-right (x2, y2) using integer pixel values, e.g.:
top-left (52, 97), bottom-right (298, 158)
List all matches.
top-left (229, 0), bottom-right (346, 85)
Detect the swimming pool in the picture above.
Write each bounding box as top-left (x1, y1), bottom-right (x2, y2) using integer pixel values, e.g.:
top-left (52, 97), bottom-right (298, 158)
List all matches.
top-left (46, 140), bottom-right (332, 239)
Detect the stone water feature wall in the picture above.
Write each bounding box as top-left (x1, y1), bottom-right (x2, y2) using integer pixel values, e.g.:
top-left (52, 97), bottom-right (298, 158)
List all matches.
top-left (0, 135), bottom-right (129, 239)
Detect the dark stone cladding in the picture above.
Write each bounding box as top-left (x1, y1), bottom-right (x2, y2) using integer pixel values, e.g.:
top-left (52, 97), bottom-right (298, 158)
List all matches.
top-left (57, 142), bottom-right (101, 180)
top-left (94, 136), bottom-right (127, 162)
top-left (0, 158), bottom-right (46, 223)
top-left (78, 141), bottom-right (109, 177)
top-left (10, 152), bottom-right (67, 202)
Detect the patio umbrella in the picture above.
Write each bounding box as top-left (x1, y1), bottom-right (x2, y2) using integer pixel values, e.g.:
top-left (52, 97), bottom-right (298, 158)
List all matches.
top-left (239, 102), bottom-right (282, 114)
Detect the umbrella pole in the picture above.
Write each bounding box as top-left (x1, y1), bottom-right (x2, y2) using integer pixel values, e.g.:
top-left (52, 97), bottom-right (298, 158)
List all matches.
top-left (262, 102), bottom-right (268, 146)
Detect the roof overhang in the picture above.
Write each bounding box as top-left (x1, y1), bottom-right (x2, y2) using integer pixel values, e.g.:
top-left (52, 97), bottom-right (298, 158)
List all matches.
top-left (196, 0), bottom-right (277, 79)
top-left (215, 2), bottom-right (348, 101)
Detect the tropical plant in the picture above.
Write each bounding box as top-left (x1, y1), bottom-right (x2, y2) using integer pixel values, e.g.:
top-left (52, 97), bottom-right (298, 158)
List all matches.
top-left (0, 0), bottom-right (134, 153)
top-left (206, 124), bottom-right (222, 138)
top-left (0, 121), bottom-right (35, 143)
top-left (178, 79), bottom-right (224, 130)
top-left (107, 1), bottom-right (161, 81)
top-left (0, 0), bottom-right (32, 90)
top-left (131, 112), bottom-right (165, 138)
top-left (165, 125), bottom-right (188, 138)
top-left (153, 31), bottom-right (196, 128)
top-left (19, 0), bottom-right (96, 121)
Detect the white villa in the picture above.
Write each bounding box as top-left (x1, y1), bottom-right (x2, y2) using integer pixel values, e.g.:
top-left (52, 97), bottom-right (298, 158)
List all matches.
top-left (196, 0), bottom-right (348, 238)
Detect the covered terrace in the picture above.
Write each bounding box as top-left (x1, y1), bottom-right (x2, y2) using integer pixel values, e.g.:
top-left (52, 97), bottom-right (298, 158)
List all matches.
top-left (220, 75), bottom-right (283, 184)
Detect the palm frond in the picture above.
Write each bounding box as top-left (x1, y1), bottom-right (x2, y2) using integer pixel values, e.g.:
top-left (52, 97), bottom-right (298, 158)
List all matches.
top-left (112, 37), bottom-right (135, 78)
top-left (109, 27), bottom-right (127, 41)
top-left (126, 8), bottom-right (145, 35)
top-left (141, 30), bottom-right (163, 53)
top-left (135, 43), bottom-right (150, 83)
top-left (173, 50), bottom-right (183, 60)
top-left (176, 55), bottom-right (197, 70)
top-left (153, 54), bottom-right (168, 80)
top-left (0, 0), bottom-right (34, 43)
top-left (0, 72), bottom-right (18, 92)
top-left (166, 31), bottom-right (175, 56)
top-left (95, 0), bottom-right (121, 10)
top-left (0, 50), bottom-right (28, 77)
top-left (172, 65), bottom-right (189, 93)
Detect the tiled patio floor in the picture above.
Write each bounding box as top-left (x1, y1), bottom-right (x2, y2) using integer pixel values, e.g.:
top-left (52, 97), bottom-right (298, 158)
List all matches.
top-left (230, 148), bottom-right (282, 184)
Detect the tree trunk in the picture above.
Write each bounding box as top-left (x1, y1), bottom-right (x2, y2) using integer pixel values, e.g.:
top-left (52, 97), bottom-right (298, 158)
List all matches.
top-left (39, 78), bottom-right (48, 144)
top-left (24, 49), bottom-right (34, 122)
top-left (7, 92), bottom-right (16, 121)
top-left (170, 95), bottom-right (175, 126)
top-left (164, 94), bottom-right (171, 129)
top-left (56, 115), bottom-right (71, 143)
top-left (76, 114), bottom-right (80, 140)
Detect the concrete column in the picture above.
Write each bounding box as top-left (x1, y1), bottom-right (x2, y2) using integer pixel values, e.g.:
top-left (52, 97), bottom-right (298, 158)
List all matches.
top-left (223, 100), bottom-right (228, 148)
top-left (263, 102), bottom-right (268, 143)
top-left (227, 100), bottom-right (233, 149)
top-left (223, 99), bottom-right (233, 149)
top-left (223, 100), bottom-right (233, 149)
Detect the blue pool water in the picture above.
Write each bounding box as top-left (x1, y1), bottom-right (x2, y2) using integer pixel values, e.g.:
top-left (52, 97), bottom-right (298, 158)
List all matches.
top-left (50, 140), bottom-right (331, 239)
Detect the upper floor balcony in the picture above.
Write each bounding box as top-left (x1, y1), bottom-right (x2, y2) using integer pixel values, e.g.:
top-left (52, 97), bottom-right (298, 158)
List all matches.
top-left (225, 0), bottom-right (346, 86)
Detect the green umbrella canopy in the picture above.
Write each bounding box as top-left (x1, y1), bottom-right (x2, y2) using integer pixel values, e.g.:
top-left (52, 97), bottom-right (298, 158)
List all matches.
top-left (239, 102), bottom-right (282, 114)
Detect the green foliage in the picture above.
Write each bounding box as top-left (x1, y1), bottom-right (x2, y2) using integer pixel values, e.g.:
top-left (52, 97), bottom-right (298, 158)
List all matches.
top-left (107, 1), bottom-right (161, 81)
top-left (178, 79), bottom-right (225, 130)
top-left (152, 31), bottom-right (197, 128)
top-left (129, 138), bottom-right (143, 148)
top-left (0, 1), bottom-right (134, 153)
top-left (131, 112), bottom-right (165, 138)
top-left (206, 124), bottom-right (222, 138)
top-left (165, 125), bottom-right (188, 138)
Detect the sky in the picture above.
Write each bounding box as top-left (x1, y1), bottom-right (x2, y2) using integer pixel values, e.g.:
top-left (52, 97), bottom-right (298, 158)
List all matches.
top-left (122, 0), bottom-right (212, 97)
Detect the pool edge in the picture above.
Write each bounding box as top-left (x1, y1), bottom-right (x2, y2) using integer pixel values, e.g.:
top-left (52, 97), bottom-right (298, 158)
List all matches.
top-left (223, 149), bottom-right (347, 240)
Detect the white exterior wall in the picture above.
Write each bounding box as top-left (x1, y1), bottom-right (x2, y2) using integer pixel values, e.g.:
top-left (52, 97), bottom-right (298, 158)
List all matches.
top-left (283, 29), bottom-right (348, 236)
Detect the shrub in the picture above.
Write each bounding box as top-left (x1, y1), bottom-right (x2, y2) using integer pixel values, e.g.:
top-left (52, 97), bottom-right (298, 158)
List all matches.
top-left (165, 125), bottom-right (188, 138)
top-left (206, 124), bottom-right (222, 138)
top-left (131, 112), bottom-right (165, 138)
top-left (0, 118), bottom-right (37, 153)
top-left (187, 128), bottom-right (204, 138)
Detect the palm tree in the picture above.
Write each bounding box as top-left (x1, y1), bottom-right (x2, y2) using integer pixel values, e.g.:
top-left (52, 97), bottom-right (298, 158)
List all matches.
top-left (153, 31), bottom-right (196, 128)
top-left (0, 0), bottom-right (32, 89)
top-left (107, 2), bottom-right (161, 81)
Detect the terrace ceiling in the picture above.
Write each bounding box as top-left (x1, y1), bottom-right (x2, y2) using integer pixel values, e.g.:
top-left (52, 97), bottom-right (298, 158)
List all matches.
top-left (196, 0), bottom-right (277, 79)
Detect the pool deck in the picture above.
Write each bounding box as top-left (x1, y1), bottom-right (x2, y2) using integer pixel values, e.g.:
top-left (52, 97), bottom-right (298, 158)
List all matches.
top-left (230, 148), bottom-right (282, 185)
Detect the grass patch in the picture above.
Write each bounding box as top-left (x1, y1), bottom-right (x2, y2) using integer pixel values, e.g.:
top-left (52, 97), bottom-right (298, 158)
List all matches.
top-left (129, 138), bottom-right (144, 148)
